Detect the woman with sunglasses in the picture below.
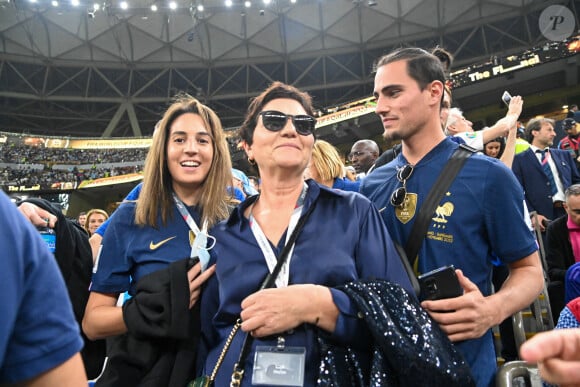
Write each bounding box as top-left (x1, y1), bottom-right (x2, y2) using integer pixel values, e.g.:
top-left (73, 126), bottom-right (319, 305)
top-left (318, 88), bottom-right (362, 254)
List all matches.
top-left (198, 82), bottom-right (413, 386)
top-left (83, 95), bottom-right (234, 385)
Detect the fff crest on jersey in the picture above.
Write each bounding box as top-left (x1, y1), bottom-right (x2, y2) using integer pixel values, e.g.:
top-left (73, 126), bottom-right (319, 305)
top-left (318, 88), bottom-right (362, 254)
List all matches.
top-left (433, 202), bottom-right (455, 223)
top-left (395, 193), bottom-right (417, 224)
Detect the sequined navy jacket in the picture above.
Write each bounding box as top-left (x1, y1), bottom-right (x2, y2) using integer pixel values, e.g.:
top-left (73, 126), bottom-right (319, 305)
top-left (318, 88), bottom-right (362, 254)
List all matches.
top-left (318, 280), bottom-right (475, 387)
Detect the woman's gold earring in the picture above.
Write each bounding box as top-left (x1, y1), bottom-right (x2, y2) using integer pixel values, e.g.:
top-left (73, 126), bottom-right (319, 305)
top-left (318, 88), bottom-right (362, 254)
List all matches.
top-left (248, 157), bottom-right (256, 166)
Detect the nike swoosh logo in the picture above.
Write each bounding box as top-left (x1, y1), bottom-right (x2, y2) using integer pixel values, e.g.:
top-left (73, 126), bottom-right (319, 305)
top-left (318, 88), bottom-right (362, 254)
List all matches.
top-left (149, 236), bottom-right (177, 250)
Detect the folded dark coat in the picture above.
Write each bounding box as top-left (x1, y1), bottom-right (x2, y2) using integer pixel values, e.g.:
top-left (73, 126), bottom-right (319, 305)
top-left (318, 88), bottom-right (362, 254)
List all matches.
top-left (96, 258), bottom-right (199, 387)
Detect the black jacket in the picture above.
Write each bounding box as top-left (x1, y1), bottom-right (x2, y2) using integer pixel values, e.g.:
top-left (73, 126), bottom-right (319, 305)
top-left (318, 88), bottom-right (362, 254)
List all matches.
top-left (545, 214), bottom-right (577, 321)
top-left (546, 215), bottom-right (576, 283)
top-left (96, 258), bottom-right (199, 387)
top-left (19, 198), bottom-right (106, 379)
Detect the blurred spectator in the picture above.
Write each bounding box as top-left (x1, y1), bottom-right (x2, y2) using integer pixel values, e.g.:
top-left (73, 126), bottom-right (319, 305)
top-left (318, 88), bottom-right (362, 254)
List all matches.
top-left (247, 175), bottom-right (260, 193)
top-left (0, 145), bottom-right (147, 165)
top-left (89, 183), bottom-right (142, 261)
top-left (568, 104), bottom-right (578, 119)
top-left (512, 118), bottom-right (580, 233)
top-left (84, 209), bottom-right (108, 236)
top-left (514, 123), bottom-right (530, 154)
top-left (305, 139), bottom-right (360, 192)
top-left (558, 118), bottom-right (580, 171)
top-left (483, 137), bottom-right (505, 159)
top-left (566, 262), bottom-right (580, 305)
top-left (231, 168), bottom-right (258, 198)
top-left (344, 165), bottom-right (357, 181)
top-left (546, 184), bottom-right (580, 322)
top-left (77, 211), bottom-right (87, 228)
top-left (0, 144), bottom-right (146, 191)
top-left (554, 263), bottom-right (580, 330)
top-left (348, 139), bottom-right (379, 178)
top-left (445, 95), bottom-right (522, 153)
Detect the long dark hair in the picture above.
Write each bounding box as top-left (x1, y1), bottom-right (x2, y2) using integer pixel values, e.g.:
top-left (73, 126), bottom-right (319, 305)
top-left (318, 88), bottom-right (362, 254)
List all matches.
top-left (483, 137), bottom-right (506, 159)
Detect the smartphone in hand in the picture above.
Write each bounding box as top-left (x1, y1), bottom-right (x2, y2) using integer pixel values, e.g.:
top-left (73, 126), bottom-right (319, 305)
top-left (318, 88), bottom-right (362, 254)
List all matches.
top-left (418, 265), bottom-right (463, 301)
top-left (501, 91), bottom-right (512, 106)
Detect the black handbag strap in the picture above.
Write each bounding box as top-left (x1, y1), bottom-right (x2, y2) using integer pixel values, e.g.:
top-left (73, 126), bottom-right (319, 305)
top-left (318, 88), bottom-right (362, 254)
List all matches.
top-left (231, 197), bottom-right (318, 386)
top-left (404, 144), bottom-right (474, 269)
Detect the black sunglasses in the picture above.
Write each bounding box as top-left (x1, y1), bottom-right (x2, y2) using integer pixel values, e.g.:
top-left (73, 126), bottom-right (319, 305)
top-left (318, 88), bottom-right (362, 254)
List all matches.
top-left (259, 110), bottom-right (316, 136)
top-left (390, 164), bottom-right (414, 207)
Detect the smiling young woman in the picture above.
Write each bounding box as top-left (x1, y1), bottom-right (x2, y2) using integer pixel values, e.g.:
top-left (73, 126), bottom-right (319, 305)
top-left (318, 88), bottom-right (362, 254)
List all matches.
top-left (82, 95), bottom-right (234, 385)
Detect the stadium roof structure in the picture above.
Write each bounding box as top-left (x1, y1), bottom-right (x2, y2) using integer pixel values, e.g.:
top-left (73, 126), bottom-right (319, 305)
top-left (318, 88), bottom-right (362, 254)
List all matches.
top-left (0, 0), bottom-right (577, 139)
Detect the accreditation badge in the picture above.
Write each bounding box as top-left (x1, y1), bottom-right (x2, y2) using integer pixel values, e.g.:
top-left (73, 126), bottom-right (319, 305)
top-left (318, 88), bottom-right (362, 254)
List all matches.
top-left (252, 345), bottom-right (305, 386)
top-left (395, 192), bottom-right (417, 224)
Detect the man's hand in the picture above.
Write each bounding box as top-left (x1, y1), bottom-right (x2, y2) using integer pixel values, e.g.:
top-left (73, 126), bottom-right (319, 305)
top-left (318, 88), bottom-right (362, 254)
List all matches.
top-left (499, 96), bottom-right (523, 135)
top-left (531, 213), bottom-right (550, 232)
top-left (421, 269), bottom-right (497, 342)
top-left (18, 201), bottom-right (57, 228)
top-left (520, 328), bottom-right (580, 386)
top-left (507, 95), bottom-right (524, 117)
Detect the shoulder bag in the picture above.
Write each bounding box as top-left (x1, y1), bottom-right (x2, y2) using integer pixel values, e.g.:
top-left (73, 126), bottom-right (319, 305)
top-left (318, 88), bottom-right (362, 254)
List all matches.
top-left (191, 198), bottom-right (318, 387)
top-left (397, 144), bottom-right (474, 294)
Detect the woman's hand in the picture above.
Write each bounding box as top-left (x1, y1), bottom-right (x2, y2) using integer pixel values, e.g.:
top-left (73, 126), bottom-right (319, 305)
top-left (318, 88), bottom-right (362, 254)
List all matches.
top-left (240, 284), bottom-right (337, 337)
top-left (187, 262), bottom-right (215, 309)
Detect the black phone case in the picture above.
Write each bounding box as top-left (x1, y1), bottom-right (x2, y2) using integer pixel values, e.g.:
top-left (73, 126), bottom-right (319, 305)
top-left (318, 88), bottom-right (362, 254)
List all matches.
top-left (418, 265), bottom-right (463, 301)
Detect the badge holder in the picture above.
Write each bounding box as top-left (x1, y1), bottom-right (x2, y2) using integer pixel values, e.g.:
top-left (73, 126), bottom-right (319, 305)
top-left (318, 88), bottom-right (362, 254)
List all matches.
top-left (252, 336), bottom-right (305, 386)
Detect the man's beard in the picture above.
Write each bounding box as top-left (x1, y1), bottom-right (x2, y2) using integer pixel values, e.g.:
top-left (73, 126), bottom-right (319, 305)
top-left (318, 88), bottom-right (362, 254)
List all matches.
top-left (383, 128), bottom-right (403, 142)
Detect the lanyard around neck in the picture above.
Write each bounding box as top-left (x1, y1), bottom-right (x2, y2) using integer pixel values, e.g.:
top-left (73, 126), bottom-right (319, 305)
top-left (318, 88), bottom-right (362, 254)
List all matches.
top-left (173, 194), bottom-right (213, 268)
top-left (248, 182), bottom-right (308, 288)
